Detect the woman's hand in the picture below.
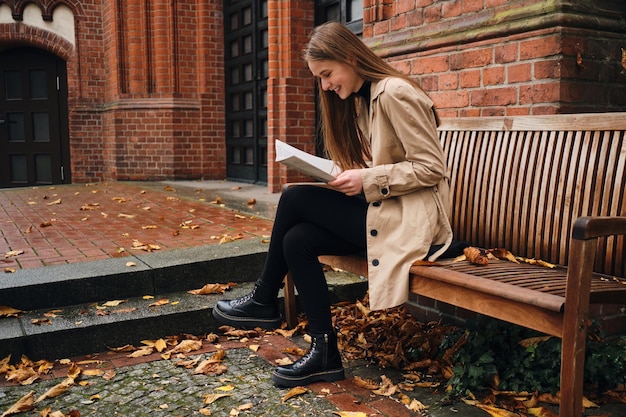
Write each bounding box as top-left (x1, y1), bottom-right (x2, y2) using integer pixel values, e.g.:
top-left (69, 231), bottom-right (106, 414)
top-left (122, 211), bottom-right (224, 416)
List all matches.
top-left (328, 169), bottom-right (363, 196)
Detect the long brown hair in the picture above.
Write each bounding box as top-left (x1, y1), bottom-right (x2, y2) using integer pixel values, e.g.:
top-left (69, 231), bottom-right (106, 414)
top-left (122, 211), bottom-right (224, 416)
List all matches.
top-left (303, 22), bottom-right (427, 170)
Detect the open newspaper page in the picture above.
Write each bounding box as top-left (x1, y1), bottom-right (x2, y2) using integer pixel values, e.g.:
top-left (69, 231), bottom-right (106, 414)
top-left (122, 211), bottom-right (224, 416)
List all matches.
top-left (275, 140), bottom-right (340, 182)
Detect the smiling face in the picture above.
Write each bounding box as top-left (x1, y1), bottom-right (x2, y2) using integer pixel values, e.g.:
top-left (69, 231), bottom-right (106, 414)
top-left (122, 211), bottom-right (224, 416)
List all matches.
top-left (307, 59), bottom-right (365, 100)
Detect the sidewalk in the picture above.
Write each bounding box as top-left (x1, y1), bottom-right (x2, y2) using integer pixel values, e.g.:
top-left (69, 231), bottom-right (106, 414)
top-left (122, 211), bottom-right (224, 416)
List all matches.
top-left (0, 181), bottom-right (624, 417)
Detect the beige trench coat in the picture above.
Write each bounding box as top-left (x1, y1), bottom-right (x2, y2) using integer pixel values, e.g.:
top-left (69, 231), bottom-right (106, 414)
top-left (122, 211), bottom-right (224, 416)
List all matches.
top-left (358, 77), bottom-right (453, 310)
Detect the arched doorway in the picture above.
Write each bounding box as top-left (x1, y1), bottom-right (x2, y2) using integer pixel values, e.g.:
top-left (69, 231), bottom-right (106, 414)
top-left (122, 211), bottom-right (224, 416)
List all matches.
top-left (0, 47), bottom-right (70, 188)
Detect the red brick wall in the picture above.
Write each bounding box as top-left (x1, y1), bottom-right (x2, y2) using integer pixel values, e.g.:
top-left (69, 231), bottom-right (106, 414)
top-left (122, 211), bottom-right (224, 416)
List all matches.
top-left (266, 0), bottom-right (317, 192)
top-left (362, 0), bottom-right (626, 117)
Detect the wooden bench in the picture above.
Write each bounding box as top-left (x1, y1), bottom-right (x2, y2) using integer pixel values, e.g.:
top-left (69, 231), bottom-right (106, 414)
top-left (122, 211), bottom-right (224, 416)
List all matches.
top-left (282, 112), bottom-right (626, 417)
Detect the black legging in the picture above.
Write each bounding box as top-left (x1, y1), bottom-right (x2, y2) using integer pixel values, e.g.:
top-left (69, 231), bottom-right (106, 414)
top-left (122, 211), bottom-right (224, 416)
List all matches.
top-left (260, 185), bottom-right (368, 333)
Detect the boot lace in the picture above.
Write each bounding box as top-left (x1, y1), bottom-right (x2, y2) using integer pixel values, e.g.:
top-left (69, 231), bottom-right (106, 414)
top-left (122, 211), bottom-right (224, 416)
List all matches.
top-left (231, 290), bottom-right (254, 307)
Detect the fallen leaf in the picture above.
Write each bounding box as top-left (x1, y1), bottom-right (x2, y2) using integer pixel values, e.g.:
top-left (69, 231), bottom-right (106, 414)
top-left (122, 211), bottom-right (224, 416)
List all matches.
top-left (215, 384), bottom-right (235, 392)
top-left (117, 213), bottom-right (135, 219)
top-left (199, 408), bottom-right (212, 415)
top-left (282, 386), bottom-right (308, 402)
top-left (5, 250), bottom-right (24, 258)
top-left (203, 393), bottom-right (232, 404)
top-left (275, 357), bottom-right (293, 366)
top-left (332, 412), bottom-right (368, 417)
top-left (35, 377), bottom-right (74, 403)
top-left (1, 391), bottom-right (34, 416)
top-left (188, 283), bottom-right (236, 295)
top-left (464, 246), bottom-right (489, 266)
top-left (102, 300), bottom-right (126, 307)
top-left (0, 306), bottom-right (23, 317)
top-left (46, 199), bottom-right (61, 205)
top-left (148, 299), bottom-right (170, 307)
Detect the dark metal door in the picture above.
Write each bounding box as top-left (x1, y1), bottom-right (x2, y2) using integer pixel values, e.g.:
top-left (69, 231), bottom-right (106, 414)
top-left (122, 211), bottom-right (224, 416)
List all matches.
top-left (224, 0), bottom-right (268, 184)
top-left (0, 47), bottom-right (70, 188)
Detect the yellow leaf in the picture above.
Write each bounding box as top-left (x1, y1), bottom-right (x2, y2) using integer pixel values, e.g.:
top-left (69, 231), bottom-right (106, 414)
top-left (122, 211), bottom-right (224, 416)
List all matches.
top-left (102, 300), bottom-right (126, 307)
top-left (148, 299), bottom-right (170, 307)
top-left (154, 339), bottom-right (167, 352)
top-left (527, 407), bottom-right (558, 417)
top-left (1, 391), bottom-right (34, 417)
top-left (4, 250), bottom-right (24, 258)
top-left (332, 412), bottom-right (368, 417)
top-left (203, 393), bottom-right (232, 404)
top-left (0, 306), bottom-right (23, 317)
top-left (4, 268), bottom-right (16, 273)
top-left (128, 346), bottom-right (153, 358)
top-left (248, 344), bottom-right (259, 352)
top-left (215, 384), bottom-right (235, 392)
top-left (281, 386), bottom-right (308, 402)
top-left (275, 357), bottom-right (293, 366)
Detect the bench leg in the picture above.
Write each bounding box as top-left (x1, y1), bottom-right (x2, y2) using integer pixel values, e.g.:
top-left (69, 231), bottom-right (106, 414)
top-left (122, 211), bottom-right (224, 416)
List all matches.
top-left (559, 238), bottom-right (595, 417)
top-left (283, 274), bottom-right (298, 328)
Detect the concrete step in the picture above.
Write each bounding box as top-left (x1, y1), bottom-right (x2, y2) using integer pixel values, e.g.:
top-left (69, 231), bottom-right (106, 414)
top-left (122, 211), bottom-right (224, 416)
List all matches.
top-left (0, 239), bottom-right (269, 311)
top-left (0, 238), bottom-right (368, 361)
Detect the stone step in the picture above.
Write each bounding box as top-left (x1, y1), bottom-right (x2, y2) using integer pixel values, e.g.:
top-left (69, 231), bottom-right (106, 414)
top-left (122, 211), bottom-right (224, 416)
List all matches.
top-left (0, 239), bottom-right (269, 312)
top-left (0, 241), bottom-right (368, 361)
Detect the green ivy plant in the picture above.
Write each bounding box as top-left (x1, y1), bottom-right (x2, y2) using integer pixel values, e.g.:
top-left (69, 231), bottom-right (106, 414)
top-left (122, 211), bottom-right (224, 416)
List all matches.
top-left (439, 316), bottom-right (626, 397)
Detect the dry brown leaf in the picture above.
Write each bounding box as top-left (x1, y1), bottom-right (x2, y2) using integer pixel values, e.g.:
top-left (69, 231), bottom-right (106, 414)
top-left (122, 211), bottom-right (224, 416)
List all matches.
top-left (128, 346), bottom-right (153, 358)
top-left (274, 328), bottom-right (297, 338)
top-left (194, 359), bottom-right (227, 376)
top-left (487, 248), bottom-right (519, 264)
top-left (188, 283), bottom-right (236, 295)
top-left (148, 299), bottom-right (170, 307)
top-left (35, 377), bottom-right (74, 403)
top-left (102, 300), bottom-right (126, 307)
top-left (352, 375), bottom-right (379, 390)
top-left (246, 198), bottom-right (256, 205)
top-left (1, 390), bottom-right (34, 416)
top-left (275, 357), bottom-right (293, 366)
top-left (199, 408), bottom-right (212, 415)
top-left (0, 306), bottom-right (23, 317)
top-left (5, 367), bottom-right (38, 385)
top-left (46, 198), bottom-right (61, 205)
top-left (373, 375), bottom-right (398, 397)
top-left (4, 250), bottom-right (24, 258)
top-left (281, 386), bottom-right (307, 402)
top-left (203, 393), bottom-right (232, 404)
top-left (518, 336), bottom-right (552, 348)
top-left (332, 412), bottom-right (368, 417)
top-left (165, 339), bottom-right (203, 355)
top-left (464, 247), bottom-right (489, 266)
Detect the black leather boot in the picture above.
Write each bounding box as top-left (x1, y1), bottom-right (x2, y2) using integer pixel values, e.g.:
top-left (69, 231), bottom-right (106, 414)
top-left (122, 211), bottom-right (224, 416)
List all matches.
top-left (271, 331), bottom-right (344, 387)
top-left (212, 284), bottom-right (282, 330)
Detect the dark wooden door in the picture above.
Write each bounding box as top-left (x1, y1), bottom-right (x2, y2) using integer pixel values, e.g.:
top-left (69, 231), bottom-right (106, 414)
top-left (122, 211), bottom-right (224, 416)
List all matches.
top-left (224, 0), bottom-right (268, 184)
top-left (0, 47), bottom-right (70, 188)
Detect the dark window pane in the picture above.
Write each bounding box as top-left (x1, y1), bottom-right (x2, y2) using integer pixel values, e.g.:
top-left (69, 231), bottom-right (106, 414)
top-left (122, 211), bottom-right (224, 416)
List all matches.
top-left (244, 120), bottom-right (253, 137)
top-left (243, 7), bottom-right (252, 25)
top-left (32, 112), bottom-right (50, 142)
top-left (261, 0), bottom-right (268, 18)
top-left (7, 113), bottom-right (25, 141)
top-left (231, 147), bottom-right (241, 164)
top-left (244, 146), bottom-right (254, 165)
top-left (231, 94), bottom-right (240, 111)
top-left (325, 4), bottom-right (340, 21)
top-left (244, 64), bottom-right (253, 81)
top-left (231, 67), bottom-right (240, 84)
top-left (231, 40), bottom-right (239, 58)
top-left (244, 92), bottom-right (253, 109)
top-left (30, 70), bottom-right (48, 99)
top-left (5, 71), bottom-right (22, 100)
top-left (230, 12), bottom-right (238, 30)
top-left (232, 121), bottom-right (240, 137)
top-left (243, 35), bottom-right (252, 54)
top-left (35, 154), bottom-right (52, 183)
top-left (10, 155), bottom-right (27, 182)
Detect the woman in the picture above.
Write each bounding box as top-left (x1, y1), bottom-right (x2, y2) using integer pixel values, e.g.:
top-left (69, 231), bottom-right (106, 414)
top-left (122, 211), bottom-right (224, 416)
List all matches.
top-left (213, 22), bottom-right (453, 387)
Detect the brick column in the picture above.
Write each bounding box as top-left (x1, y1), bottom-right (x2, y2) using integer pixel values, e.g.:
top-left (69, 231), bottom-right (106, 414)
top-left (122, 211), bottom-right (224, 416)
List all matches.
top-left (266, 0), bottom-right (316, 192)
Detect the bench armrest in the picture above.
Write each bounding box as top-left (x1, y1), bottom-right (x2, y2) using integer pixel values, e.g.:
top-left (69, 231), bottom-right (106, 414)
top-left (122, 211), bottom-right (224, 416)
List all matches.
top-left (572, 216), bottom-right (626, 240)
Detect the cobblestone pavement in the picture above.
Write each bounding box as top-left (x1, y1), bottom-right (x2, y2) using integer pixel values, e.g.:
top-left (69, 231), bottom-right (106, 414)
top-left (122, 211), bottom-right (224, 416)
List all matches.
top-left (0, 334), bottom-right (486, 417)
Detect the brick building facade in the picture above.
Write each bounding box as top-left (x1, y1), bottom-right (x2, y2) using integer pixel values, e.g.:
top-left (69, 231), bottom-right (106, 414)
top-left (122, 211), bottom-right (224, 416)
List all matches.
top-left (0, 0), bottom-right (624, 191)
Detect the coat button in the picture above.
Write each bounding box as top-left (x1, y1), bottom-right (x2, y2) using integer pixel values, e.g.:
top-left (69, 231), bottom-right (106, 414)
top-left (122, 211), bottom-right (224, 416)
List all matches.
top-left (372, 201), bottom-right (381, 207)
top-left (381, 187), bottom-right (389, 195)
top-left (370, 229), bottom-right (378, 236)
top-left (372, 259), bottom-right (379, 266)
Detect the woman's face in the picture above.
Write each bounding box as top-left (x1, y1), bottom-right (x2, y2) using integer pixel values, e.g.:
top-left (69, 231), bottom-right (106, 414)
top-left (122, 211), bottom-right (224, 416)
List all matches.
top-left (308, 59), bottom-right (364, 100)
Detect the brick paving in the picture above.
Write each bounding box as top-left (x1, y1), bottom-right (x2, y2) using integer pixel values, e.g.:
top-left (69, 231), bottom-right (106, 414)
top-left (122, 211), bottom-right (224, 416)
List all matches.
top-left (0, 181), bottom-right (274, 270)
